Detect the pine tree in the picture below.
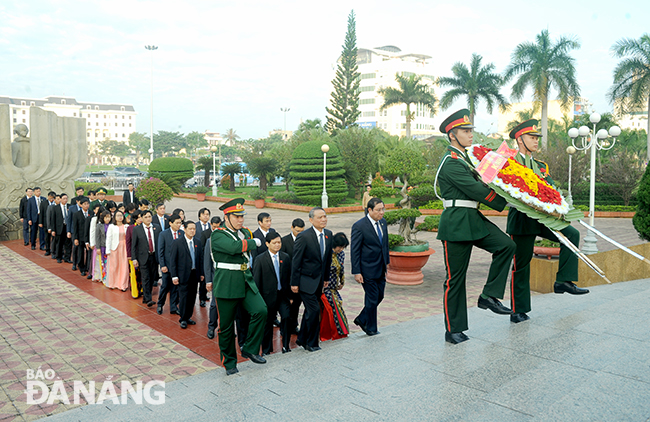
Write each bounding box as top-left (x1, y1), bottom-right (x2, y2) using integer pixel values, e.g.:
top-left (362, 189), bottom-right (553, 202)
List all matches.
top-left (325, 10), bottom-right (360, 134)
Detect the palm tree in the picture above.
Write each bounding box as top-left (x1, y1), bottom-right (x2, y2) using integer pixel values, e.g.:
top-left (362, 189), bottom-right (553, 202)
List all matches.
top-left (246, 157), bottom-right (277, 191)
top-left (439, 53), bottom-right (509, 124)
top-left (378, 73), bottom-right (437, 138)
top-left (608, 33), bottom-right (650, 161)
top-left (504, 29), bottom-right (581, 150)
top-left (221, 162), bottom-right (242, 192)
top-left (195, 156), bottom-right (213, 187)
top-left (224, 128), bottom-right (240, 146)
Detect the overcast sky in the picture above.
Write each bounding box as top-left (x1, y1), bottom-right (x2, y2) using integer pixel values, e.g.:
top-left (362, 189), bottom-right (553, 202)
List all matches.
top-left (1, 0), bottom-right (648, 139)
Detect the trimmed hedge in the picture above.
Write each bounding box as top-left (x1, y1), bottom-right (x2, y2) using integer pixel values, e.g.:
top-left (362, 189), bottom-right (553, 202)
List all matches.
top-left (273, 191), bottom-right (302, 204)
top-left (148, 157), bottom-right (194, 193)
top-left (571, 182), bottom-right (637, 207)
top-left (289, 141), bottom-right (347, 206)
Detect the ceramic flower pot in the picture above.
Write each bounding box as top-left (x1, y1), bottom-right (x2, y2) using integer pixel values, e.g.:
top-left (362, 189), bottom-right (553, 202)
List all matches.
top-left (533, 246), bottom-right (560, 260)
top-left (386, 242), bottom-right (435, 286)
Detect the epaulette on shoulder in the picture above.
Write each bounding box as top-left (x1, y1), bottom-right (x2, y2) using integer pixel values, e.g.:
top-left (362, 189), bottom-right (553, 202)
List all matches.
top-left (450, 151), bottom-right (459, 159)
top-left (215, 227), bottom-right (226, 231)
top-left (243, 227), bottom-right (253, 237)
top-left (535, 159), bottom-right (550, 175)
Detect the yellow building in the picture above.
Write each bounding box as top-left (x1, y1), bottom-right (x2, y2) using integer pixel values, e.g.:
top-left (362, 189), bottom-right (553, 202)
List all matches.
top-left (496, 100), bottom-right (573, 138)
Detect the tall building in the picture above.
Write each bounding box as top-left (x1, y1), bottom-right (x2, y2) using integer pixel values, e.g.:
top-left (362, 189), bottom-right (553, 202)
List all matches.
top-left (0, 95), bottom-right (137, 164)
top-left (613, 100), bottom-right (648, 131)
top-left (355, 46), bottom-right (438, 139)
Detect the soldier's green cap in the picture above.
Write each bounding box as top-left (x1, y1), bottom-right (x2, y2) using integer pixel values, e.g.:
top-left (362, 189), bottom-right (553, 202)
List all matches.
top-left (96, 187), bottom-right (108, 194)
top-left (439, 109), bottom-right (475, 134)
top-left (509, 119), bottom-right (542, 139)
top-left (220, 198), bottom-right (246, 215)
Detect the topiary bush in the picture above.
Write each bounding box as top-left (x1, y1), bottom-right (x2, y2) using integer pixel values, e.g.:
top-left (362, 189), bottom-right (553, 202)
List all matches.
top-left (416, 215), bottom-right (440, 232)
top-left (409, 184), bottom-right (438, 208)
top-left (633, 164), bottom-right (650, 241)
top-left (289, 141), bottom-right (347, 206)
top-left (148, 157), bottom-right (194, 193)
top-left (135, 177), bottom-right (174, 205)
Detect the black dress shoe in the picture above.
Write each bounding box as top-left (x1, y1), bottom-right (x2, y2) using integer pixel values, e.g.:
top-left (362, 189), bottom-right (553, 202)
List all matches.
top-left (477, 296), bottom-right (512, 315)
top-left (282, 347), bottom-right (291, 353)
top-left (65, 259), bottom-right (73, 264)
top-left (31, 246), bottom-right (35, 250)
top-left (241, 351), bottom-right (266, 364)
top-left (147, 300), bottom-right (156, 307)
top-left (510, 313), bottom-right (530, 323)
top-left (187, 319), bottom-right (196, 325)
top-left (170, 310), bottom-right (179, 315)
top-left (24, 243), bottom-right (29, 246)
top-left (57, 259), bottom-right (62, 263)
top-left (445, 331), bottom-right (470, 344)
top-left (554, 281), bottom-right (589, 295)
top-left (51, 255), bottom-right (57, 260)
top-left (180, 321), bottom-right (188, 329)
top-left (353, 317), bottom-right (369, 334)
top-left (273, 319), bottom-right (281, 327)
top-left (44, 252), bottom-right (51, 256)
top-left (157, 306), bottom-right (163, 315)
top-left (291, 326), bottom-right (300, 335)
top-left (367, 331), bottom-right (380, 336)
top-left (71, 265), bottom-right (77, 271)
top-left (80, 271), bottom-right (87, 277)
top-left (207, 329), bottom-right (215, 339)
top-left (304, 345), bottom-right (321, 352)
top-left (225, 367), bottom-right (239, 376)
top-left (200, 301), bottom-right (206, 308)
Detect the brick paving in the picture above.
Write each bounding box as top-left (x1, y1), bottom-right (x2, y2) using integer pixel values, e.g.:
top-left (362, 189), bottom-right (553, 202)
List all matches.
top-left (0, 195), bottom-right (646, 420)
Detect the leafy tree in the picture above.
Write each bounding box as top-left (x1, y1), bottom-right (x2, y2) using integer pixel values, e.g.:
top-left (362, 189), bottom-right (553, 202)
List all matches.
top-left (153, 131), bottom-right (187, 157)
top-left (221, 162), bottom-right (242, 192)
top-left (185, 131), bottom-right (208, 157)
top-left (504, 29), bottom-right (581, 150)
top-left (325, 10), bottom-right (360, 134)
top-left (378, 73), bottom-right (437, 138)
top-left (295, 118), bottom-right (326, 136)
top-left (224, 128), bottom-right (240, 146)
top-left (98, 139), bottom-right (131, 157)
top-left (268, 142), bottom-right (295, 191)
top-left (599, 150), bottom-right (645, 206)
top-left (439, 53), bottom-right (508, 124)
top-left (633, 163), bottom-right (650, 241)
top-left (334, 127), bottom-right (380, 193)
top-left (195, 155), bottom-right (213, 187)
top-left (608, 33), bottom-right (650, 161)
top-left (129, 132), bottom-right (150, 163)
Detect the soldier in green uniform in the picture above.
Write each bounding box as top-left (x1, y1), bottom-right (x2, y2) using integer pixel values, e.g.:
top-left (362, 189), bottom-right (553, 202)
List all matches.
top-left (435, 109), bottom-right (516, 344)
top-left (208, 198), bottom-right (267, 375)
top-left (90, 187), bottom-right (108, 210)
top-left (506, 119), bottom-right (588, 323)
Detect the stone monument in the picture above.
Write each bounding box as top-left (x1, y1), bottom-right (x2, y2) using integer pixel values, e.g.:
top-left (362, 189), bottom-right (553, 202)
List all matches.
top-left (0, 104), bottom-right (86, 240)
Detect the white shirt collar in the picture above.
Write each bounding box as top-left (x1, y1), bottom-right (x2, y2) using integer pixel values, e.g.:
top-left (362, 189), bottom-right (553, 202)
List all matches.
top-left (291, 233), bottom-right (296, 241)
top-left (259, 228), bottom-right (269, 237)
top-left (268, 250), bottom-right (278, 259)
top-left (313, 226), bottom-right (323, 236)
top-left (367, 213), bottom-right (380, 225)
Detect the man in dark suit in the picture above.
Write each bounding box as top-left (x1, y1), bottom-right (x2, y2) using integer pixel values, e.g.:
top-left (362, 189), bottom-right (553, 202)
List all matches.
top-left (156, 214), bottom-right (183, 315)
top-left (204, 216), bottom-right (222, 339)
top-left (281, 218), bottom-right (305, 334)
top-left (250, 212), bottom-right (275, 262)
top-left (46, 194), bottom-right (59, 258)
top-left (122, 183), bottom-right (138, 206)
top-left (52, 194), bottom-right (72, 263)
top-left (71, 197), bottom-right (91, 276)
top-left (351, 198), bottom-right (390, 336)
top-left (253, 231), bottom-right (292, 354)
top-left (66, 193), bottom-right (83, 267)
top-left (154, 203), bottom-right (168, 231)
top-left (19, 188), bottom-right (33, 246)
top-left (27, 187), bottom-right (47, 250)
top-left (194, 207), bottom-right (212, 307)
top-left (40, 191), bottom-right (55, 255)
top-left (170, 221), bottom-right (204, 329)
top-left (291, 207), bottom-right (333, 352)
top-left (132, 210), bottom-right (161, 307)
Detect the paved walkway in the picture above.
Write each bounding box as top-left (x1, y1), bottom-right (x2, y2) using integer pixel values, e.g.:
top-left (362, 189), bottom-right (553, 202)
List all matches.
top-left (0, 196), bottom-right (646, 420)
top-left (46, 278), bottom-right (650, 421)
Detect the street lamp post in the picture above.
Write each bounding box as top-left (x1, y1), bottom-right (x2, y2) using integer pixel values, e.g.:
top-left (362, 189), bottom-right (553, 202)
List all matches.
top-left (281, 107), bottom-right (290, 139)
top-left (567, 113), bottom-right (621, 254)
top-left (566, 145), bottom-right (577, 203)
top-left (145, 45), bottom-right (158, 163)
top-left (211, 145), bottom-right (218, 197)
top-left (321, 144), bottom-right (329, 208)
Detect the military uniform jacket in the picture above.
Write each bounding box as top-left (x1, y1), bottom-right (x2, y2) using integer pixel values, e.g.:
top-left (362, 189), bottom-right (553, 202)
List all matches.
top-left (210, 224), bottom-right (259, 299)
top-left (506, 154), bottom-right (554, 236)
top-left (437, 145), bottom-right (507, 242)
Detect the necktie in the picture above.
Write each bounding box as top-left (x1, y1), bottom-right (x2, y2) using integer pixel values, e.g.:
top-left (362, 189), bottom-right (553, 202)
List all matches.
top-left (173, 231), bottom-right (177, 240)
top-left (83, 211), bottom-right (87, 218)
top-left (62, 205), bottom-right (67, 219)
top-left (147, 226), bottom-right (154, 253)
top-left (376, 221), bottom-right (383, 244)
top-left (319, 232), bottom-right (325, 258)
top-left (36, 198), bottom-right (40, 214)
top-left (273, 254), bottom-right (281, 290)
top-left (189, 240), bottom-right (195, 269)
top-left (160, 217), bottom-right (164, 230)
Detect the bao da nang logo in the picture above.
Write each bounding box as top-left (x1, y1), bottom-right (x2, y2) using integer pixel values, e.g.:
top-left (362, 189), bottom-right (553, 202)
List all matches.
top-left (25, 367), bottom-right (165, 405)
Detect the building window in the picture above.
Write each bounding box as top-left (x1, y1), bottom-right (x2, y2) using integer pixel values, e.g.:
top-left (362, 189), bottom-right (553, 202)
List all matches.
top-left (87, 105), bottom-right (91, 109)
top-left (360, 98), bottom-right (375, 105)
top-left (115, 123), bottom-right (118, 126)
top-left (21, 101), bottom-right (26, 105)
top-left (96, 114), bottom-right (98, 118)
top-left (362, 111), bottom-right (376, 117)
top-left (121, 106), bottom-right (125, 111)
top-left (13, 109), bottom-right (16, 114)
top-left (61, 99), bottom-right (66, 104)
top-left (401, 124), bottom-right (406, 129)
top-left (122, 123), bottom-right (125, 127)
top-left (129, 124), bottom-right (132, 127)
top-left (30, 101), bottom-right (35, 106)
top-left (129, 116), bottom-right (131, 120)
top-left (104, 123), bottom-right (107, 126)
top-left (401, 110), bottom-right (407, 116)
top-left (88, 122), bottom-right (91, 126)
top-left (122, 134), bottom-right (126, 138)
top-left (87, 132), bottom-right (90, 137)
top-left (13, 118), bottom-right (16, 123)
top-left (73, 113), bottom-right (77, 117)
top-left (22, 110), bottom-right (25, 114)
top-left (104, 115), bottom-right (106, 118)
top-left (360, 73), bottom-right (376, 80)
top-left (95, 106), bottom-right (99, 110)
top-left (103, 133), bottom-right (106, 138)
top-left (359, 86), bottom-right (375, 92)
top-left (23, 119), bottom-right (26, 123)
top-left (122, 115), bottom-right (125, 119)
top-left (96, 123), bottom-right (99, 126)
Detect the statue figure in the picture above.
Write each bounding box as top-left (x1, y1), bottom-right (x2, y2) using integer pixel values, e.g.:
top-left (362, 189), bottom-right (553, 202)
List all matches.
top-left (11, 124), bottom-right (30, 168)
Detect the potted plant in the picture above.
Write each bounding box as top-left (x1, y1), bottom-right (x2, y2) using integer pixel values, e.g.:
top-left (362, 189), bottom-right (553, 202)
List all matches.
top-left (194, 186), bottom-right (210, 202)
top-left (371, 147), bottom-right (434, 286)
top-left (250, 188), bottom-right (267, 208)
top-left (533, 238), bottom-right (560, 260)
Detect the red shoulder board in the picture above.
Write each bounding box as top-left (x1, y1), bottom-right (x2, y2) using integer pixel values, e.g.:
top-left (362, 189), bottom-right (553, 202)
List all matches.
top-left (450, 151), bottom-right (459, 159)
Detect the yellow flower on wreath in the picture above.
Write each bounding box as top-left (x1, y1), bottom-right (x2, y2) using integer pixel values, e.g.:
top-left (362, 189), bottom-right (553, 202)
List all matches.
top-left (499, 158), bottom-right (552, 195)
